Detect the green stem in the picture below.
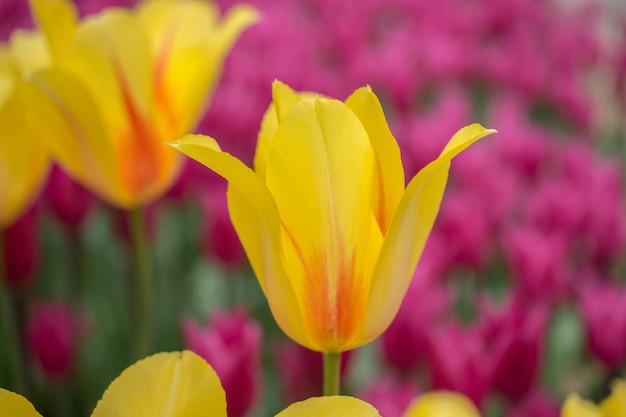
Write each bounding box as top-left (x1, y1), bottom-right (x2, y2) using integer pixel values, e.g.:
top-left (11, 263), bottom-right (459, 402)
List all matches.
top-left (0, 231), bottom-right (25, 394)
top-left (323, 352), bottom-right (342, 396)
top-left (128, 207), bottom-right (153, 358)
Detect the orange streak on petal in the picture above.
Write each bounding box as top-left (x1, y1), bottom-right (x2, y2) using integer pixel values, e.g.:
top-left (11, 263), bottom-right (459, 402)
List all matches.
top-left (302, 249), bottom-right (365, 352)
top-left (114, 64), bottom-right (162, 197)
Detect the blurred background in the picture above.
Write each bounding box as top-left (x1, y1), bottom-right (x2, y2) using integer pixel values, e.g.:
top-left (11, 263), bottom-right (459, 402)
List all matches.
top-left (1, 0), bottom-right (626, 416)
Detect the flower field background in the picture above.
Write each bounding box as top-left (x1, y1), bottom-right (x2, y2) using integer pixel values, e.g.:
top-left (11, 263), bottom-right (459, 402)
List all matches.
top-left (1, 0), bottom-right (626, 416)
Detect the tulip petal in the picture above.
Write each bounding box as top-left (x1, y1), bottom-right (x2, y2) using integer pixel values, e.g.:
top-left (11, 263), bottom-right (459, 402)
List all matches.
top-left (265, 97), bottom-right (382, 351)
top-left (64, 9), bottom-right (154, 135)
top-left (345, 86), bottom-right (404, 233)
top-left (28, 69), bottom-right (125, 206)
top-left (562, 395), bottom-right (603, 417)
top-left (63, 8), bottom-right (182, 204)
top-left (137, 0), bottom-right (258, 134)
top-left (255, 81), bottom-right (313, 179)
top-left (7, 30), bottom-right (51, 76)
top-left (28, 0), bottom-right (78, 62)
top-left (0, 388), bottom-right (42, 417)
top-left (91, 351), bottom-right (226, 417)
top-left (362, 124), bottom-right (495, 343)
top-left (403, 392), bottom-right (481, 417)
top-left (0, 84), bottom-right (47, 228)
top-left (169, 134), bottom-right (308, 345)
top-left (275, 396), bottom-right (381, 417)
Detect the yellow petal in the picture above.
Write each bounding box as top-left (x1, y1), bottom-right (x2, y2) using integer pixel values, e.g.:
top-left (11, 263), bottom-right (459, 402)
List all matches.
top-left (254, 102), bottom-right (279, 178)
top-left (28, 0), bottom-right (78, 62)
top-left (345, 86), bottom-right (404, 233)
top-left (0, 84), bottom-right (48, 228)
top-left (403, 392), bottom-right (481, 417)
top-left (254, 81), bottom-right (313, 179)
top-left (561, 395), bottom-right (603, 417)
top-left (361, 124), bottom-right (495, 343)
top-left (265, 97), bottom-right (382, 351)
top-left (7, 30), bottom-right (51, 76)
top-left (601, 380), bottom-right (626, 417)
top-left (63, 9), bottom-right (154, 139)
top-left (28, 69), bottom-right (125, 206)
top-left (0, 388), bottom-right (42, 417)
top-left (138, 0), bottom-right (258, 134)
top-left (169, 134), bottom-right (308, 346)
top-left (91, 351), bottom-right (226, 417)
top-left (275, 396), bottom-right (381, 417)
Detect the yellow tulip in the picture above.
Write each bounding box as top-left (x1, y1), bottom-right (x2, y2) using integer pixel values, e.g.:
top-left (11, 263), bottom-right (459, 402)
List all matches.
top-left (28, 0), bottom-right (259, 208)
top-left (562, 380), bottom-right (626, 417)
top-left (0, 28), bottom-right (52, 228)
top-left (171, 81), bottom-right (496, 352)
top-left (0, 350), bottom-right (381, 417)
top-left (403, 392), bottom-right (482, 417)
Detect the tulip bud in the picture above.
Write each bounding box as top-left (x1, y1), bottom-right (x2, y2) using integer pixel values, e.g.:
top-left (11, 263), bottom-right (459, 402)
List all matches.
top-left (25, 301), bottom-right (79, 379)
top-left (45, 165), bottom-right (93, 231)
top-left (3, 206), bottom-right (40, 287)
top-left (181, 307), bottom-right (262, 417)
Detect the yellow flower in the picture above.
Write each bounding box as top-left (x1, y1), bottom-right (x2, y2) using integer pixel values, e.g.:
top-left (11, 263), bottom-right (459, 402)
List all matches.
top-left (562, 380), bottom-right (626, 417)
top-left (0, 350), bottom-right (381, 417)
top-left (403, 392), bottom-right (482, 417)
top-left (0, 25), bottom-right (53, 228)
top-left (28, 0), bottom-right (259, 208)
top-left (170, 81), bottom-right (496, 352)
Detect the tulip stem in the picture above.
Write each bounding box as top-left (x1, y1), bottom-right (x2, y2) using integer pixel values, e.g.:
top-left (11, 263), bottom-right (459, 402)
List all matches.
top-left (323, 352), bottom-right (341, 396)
top-left (128, 206), bottom-right (153, 357)
top-left (0, 231), bottom-right (25, 394)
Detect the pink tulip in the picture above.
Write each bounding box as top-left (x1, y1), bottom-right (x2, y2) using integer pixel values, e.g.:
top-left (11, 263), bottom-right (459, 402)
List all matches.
top-left (201, 187), bottom-right (245, 267)
top-left (480, 297), bottom-right (547, 400)
top-left (25, 301), bottom-right (80, 379)
top-left (579, 280), bottom-right (626, 370)
top-left (45, 165), bottom-right (94, 231)
top-left (3, 206), bottom-right (40, 287)
top-left (181, 308), bottom-right (262, 417)
top-left (357, 378), bottom-right (418, 417)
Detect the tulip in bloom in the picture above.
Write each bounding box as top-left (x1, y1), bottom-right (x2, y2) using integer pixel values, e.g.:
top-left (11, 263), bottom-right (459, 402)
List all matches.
top-left (28, 0), bottom-right (259, 208)
top-left (171, 81), bottom-right (495, 352)
top-left (0, 350), bottom-right (382, 417)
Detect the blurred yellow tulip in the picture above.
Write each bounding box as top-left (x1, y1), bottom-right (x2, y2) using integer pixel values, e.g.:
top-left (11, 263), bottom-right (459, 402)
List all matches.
top-left (403, 392), bottom-right (481, 417)
top-left (29, 0), bottom-right (259, 208)
top-left (562, 380), bottom-right (626, 417)
top-left (171, 81), bottom-right (496, 352)
top-left (0, 28), bottom-right (53, 228)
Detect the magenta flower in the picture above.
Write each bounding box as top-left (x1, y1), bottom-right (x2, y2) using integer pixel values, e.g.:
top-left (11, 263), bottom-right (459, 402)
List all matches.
top-left (480, 298), bottom-right (547, 400)
top-left (201, 187), bottom-right (245, 267)
top-left (579, 281), bottom-right (626, 370)
top-left (25, 301), bottom-right (80, 379)
top-left (357, 378), bottom-right (418, 417)
top-left (181, 308), bottom-right (262, 417)
top-left (427, 324), bottom-right (492, 408)
top-left (3, 206), bottom-right (40, 287)
top-left (45, 165), bottom-right (94, 231)
top-left (506, 389), bottom-right (560, 417)
top-left (503, 227), bottom-right (571, 302)
top-left (381, 262), bottom-right (450, 371)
